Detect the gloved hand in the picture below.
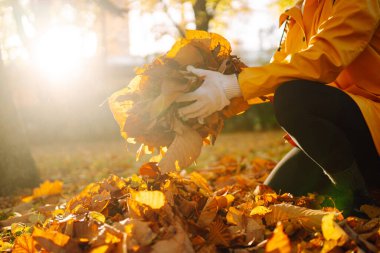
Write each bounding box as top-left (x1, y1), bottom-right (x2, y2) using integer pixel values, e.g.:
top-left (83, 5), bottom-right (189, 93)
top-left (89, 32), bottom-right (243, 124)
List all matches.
top-left (177, 66), bottom-right (242, 121)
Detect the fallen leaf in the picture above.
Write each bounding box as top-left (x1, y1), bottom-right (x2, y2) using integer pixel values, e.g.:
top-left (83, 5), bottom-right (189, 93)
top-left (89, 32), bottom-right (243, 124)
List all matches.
top-left (207, 219), bottom-right (231, 247)
top-left (133, 190), bottom-right (166, 209)
top-left (321, 213), bottom-right (348, 243)
top-left (360, 205), bottom-right (380, 218)
top-left (265, 222), bottom-right (291, 253)
top-left (265, 203), bottom-right (334, 231)
top-left (250, 206), bottom-right (272, 216)
top-left (22, 180), bottom-right (63, 203)
top-left (12, 234), bottom-right (36, 253)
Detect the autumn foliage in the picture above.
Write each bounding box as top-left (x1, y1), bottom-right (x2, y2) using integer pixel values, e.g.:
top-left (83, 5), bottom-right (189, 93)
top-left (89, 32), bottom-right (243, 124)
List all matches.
top-left (109, 30), bottom-right (250, 173)
top-left (1, 157), bottom-right (380, 252)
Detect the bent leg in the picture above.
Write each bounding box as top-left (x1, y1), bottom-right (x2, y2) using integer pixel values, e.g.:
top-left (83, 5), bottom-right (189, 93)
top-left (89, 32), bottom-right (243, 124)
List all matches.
top-left (273, 80), bottom-right (380, 182)
top-left (272, 80), bottom-right (380, 213)
top-left (265, 147), bottom-right (332, 196)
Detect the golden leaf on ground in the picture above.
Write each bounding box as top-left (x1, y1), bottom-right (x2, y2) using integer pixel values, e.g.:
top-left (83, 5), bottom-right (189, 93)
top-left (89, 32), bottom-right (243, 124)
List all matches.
top-left (360, 204), bottom-right (380, 218)
top-left (89, 211), bottom-right (106, 223)
top-left (265, 203), bottom-right (334, 231)
top-left (0, 240), bottom-right (13, 252)
top-left (226, 207), bottom-right (244, 227)
top-left (265, 222), bottom-right (291, 253)
top-left (12, 234), bottom-right (36, 253)
top-left (22, 180), bottom-right (63, 203)
top-left (250, 206), bottom-right (272, 216)
top-left (190, 172), bottom-right (213, 196)
top-left (33, 226), bottom-right (70, 247)
top-left (321, 214), bottom-right (348, 243)
top-left (133, 190), bottom-right (165, 209)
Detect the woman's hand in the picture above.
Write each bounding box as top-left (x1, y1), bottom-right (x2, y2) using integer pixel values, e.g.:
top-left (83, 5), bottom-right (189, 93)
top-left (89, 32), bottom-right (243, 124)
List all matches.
top-left (176, 66), bottom-right (241, 121)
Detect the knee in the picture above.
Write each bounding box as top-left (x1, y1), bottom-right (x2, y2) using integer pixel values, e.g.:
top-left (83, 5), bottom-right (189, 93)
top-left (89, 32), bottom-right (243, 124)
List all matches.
top-left (274, 80), bottom-right (310, 130)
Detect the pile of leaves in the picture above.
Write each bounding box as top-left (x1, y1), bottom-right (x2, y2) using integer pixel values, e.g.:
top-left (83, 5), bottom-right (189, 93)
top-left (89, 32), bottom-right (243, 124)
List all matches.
top-left (109, 30), bottom-right (252, 173)
top-left (1, 157), bottom-right (380, 253)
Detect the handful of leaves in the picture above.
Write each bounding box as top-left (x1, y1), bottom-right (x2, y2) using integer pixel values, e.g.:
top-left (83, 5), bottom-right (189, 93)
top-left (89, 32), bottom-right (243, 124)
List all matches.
top-left (109, 30), bottom-right (250, 173)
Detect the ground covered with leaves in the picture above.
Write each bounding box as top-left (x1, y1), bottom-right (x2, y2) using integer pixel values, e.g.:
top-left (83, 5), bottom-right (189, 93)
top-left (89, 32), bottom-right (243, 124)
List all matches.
top-left (1, 131), bottom-right (380, 253)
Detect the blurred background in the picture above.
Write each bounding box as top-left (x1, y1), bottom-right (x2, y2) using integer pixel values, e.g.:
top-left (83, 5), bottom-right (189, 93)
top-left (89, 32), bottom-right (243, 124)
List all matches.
top-left (0, 0), bottom-right (295, 195)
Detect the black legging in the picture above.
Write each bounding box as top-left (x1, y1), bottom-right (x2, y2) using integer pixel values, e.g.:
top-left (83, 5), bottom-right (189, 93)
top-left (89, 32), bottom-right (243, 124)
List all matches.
top-left (265, 80), bottom-right (380, 195)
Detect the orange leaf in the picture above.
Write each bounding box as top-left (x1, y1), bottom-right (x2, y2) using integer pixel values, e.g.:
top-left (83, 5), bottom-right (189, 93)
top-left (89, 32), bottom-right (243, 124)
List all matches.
top-left (265, 222), bottom-right (291, 253)
top-left (139, 162), bottom-right (161, 178)
top-left (250, 206), bottom-right (272, 216)
top-left (22, 180), bottom-right (63, 203)
top-left (13, 234), bottom-right (37, 253)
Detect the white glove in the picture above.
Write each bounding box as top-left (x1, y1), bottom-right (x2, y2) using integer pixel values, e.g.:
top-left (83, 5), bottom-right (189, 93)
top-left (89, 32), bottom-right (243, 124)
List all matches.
top-left (176, 66), bottom-right (242, 120)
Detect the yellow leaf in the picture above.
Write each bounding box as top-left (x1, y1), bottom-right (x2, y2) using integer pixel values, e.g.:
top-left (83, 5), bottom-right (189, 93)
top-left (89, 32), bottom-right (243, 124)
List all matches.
top-left (321, 213), bottom-right (348, 243)
top-left (32, 226), bottom-right (70, 248)
top-left (22, 180), bottom-right (63, 203)
top-left (12, 234), bottom-right (37, 253)
top-left (265, 222), bottom-right (291, 253)
top-left (133, 190), bottom-right (165, 209)
top-left (11, 223), bottom-right (27, 236)
top-left (90, 245), bottom-right (109, 253)
top-left (190, 172), bottom-right (212, 196)
top-left (250, 206), bottom-right (272, 216)
top-left (226, 207), bottom-right (244, 226)
top-left (265, 203), bottom-right (333, 231)
top-left (89, 211), bottom-right (106, 223)
top-left (0, 240), bottom-right (13, 252)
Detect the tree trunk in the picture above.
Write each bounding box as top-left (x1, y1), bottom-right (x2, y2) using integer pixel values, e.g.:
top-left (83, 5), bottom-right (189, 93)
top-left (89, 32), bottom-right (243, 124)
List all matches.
top-left (193, 0), bottom-right (211, 31)
top-left (0, 66), bottom-right (40, 196)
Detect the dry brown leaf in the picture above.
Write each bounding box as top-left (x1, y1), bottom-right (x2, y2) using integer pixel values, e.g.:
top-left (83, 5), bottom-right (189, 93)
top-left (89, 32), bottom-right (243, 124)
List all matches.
top-left (197, 198), bottom-right (219, 227)
top-left (207, 219), bottom-right (232, 247)
top-left (265, 203), bottom-right (334, 231)
top-left (246, 217), bottom-right (265, 244)
top-left (360, 205), bottom-right (380, 218)
top-left (125, 220), bottom-right (156, 247)
top-left (109, 30), bottom-right (248, 171)
top-left (159, 119), bottom-right (203, 173)
top-left (151, 221), bottom-right (194, 253)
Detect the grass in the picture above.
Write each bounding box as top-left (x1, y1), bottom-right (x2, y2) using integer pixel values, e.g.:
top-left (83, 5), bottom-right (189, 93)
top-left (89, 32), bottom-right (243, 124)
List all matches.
top-left (30, 130), bottom-right (291, 194)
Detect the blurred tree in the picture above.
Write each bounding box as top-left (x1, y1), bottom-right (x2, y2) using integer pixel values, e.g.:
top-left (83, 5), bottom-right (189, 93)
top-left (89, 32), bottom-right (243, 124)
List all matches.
top-left (136, 0), bottom-right (250, 36)
top-left (0, 51), bottom-right (41, 195)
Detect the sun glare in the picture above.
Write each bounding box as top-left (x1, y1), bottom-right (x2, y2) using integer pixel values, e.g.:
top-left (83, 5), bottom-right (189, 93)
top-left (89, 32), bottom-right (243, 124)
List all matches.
top-left (33, 25), bottom-right (97, 81)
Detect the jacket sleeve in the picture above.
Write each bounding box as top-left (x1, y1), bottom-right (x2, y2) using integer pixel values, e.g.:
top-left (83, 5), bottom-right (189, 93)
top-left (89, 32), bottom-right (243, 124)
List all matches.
top-left (238, 0), bottom-right (380, 102)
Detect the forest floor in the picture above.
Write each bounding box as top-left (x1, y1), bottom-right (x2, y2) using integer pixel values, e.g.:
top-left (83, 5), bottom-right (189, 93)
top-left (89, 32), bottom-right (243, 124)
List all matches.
top-left (2, 130), bottom-right (380, 252)
top-left (30, 130), bottom-right (290, 196)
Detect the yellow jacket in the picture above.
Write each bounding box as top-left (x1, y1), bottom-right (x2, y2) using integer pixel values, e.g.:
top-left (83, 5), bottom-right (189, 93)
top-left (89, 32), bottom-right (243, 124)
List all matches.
top-left (238, 0), bottom-right (380, 154)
